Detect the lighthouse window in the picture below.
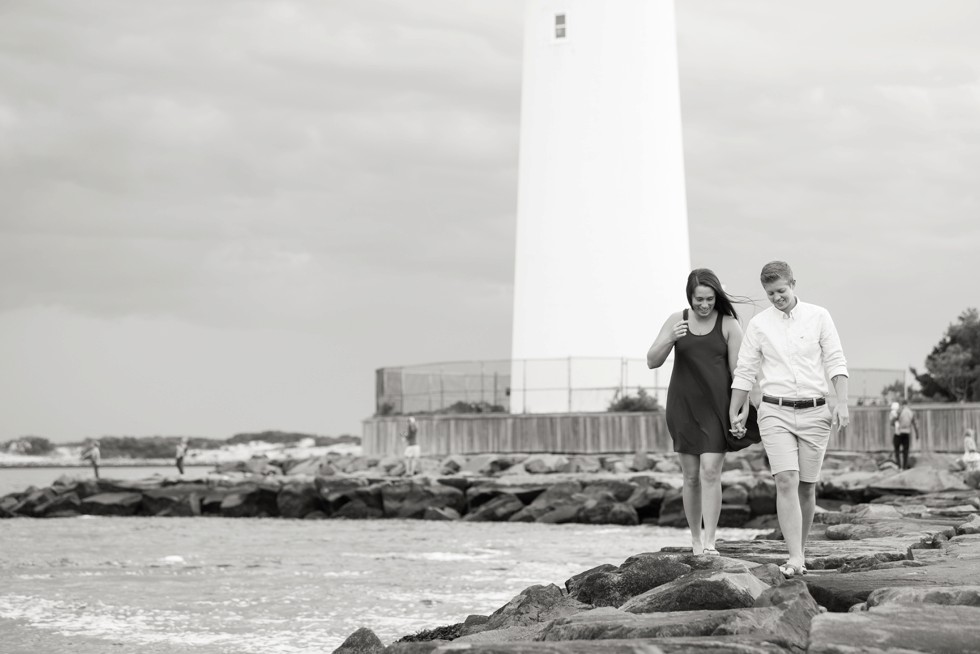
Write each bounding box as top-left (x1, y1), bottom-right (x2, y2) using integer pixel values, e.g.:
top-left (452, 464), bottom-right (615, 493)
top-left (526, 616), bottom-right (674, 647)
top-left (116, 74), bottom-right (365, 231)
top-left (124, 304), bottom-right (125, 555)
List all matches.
top-left (555, 14), bottom-right (566, 39)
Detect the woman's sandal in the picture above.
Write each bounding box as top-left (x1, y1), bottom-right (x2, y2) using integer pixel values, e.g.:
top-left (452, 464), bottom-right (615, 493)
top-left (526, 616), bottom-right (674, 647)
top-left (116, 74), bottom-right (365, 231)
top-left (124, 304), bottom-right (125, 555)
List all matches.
top-left (703, 547), bottom-right (720, 556)
top-left (778, 562), bottom-right (807, 579)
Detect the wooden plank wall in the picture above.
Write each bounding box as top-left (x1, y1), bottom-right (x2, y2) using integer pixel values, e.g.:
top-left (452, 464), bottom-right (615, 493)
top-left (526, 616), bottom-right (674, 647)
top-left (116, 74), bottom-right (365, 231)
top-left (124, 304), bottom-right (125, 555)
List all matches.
top-left (362, 404), bottom-right (980, 457)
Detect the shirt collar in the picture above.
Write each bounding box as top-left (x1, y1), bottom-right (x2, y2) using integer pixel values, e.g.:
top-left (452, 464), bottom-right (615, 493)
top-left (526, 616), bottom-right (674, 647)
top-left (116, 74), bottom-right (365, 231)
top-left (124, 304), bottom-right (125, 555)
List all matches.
top-left (780, 297), bottom-right (801, 320)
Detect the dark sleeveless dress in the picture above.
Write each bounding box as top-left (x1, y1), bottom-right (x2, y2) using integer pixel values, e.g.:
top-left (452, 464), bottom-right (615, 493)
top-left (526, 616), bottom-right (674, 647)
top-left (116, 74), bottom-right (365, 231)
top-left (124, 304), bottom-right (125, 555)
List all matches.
top-left (666, 309), bottom-right (731, 455)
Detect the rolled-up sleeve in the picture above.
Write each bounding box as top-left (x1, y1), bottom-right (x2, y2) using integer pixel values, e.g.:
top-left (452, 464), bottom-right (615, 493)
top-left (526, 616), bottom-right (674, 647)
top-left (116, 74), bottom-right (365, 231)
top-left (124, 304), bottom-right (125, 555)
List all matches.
top-left (819, 310), bottom-right (848, 380)
top-left (732, 320), bottom-right (762, 392)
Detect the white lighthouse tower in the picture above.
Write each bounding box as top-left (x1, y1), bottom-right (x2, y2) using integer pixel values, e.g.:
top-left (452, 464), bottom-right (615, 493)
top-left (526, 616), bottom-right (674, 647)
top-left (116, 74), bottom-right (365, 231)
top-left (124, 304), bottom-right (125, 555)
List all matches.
top-left (510, 0), bottom-right (691, 412)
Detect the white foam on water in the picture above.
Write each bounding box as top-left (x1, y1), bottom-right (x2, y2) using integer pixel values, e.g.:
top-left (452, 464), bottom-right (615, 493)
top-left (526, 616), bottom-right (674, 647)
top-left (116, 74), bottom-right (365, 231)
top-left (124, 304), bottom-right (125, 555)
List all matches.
top-left (0, 594), bottom-right (343, 654)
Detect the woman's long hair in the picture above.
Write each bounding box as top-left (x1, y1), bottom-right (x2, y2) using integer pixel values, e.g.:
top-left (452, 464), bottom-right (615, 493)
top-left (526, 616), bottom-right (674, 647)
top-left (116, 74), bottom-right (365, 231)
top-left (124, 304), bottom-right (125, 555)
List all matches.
top-left (686, 268), bottom-right (746, 320)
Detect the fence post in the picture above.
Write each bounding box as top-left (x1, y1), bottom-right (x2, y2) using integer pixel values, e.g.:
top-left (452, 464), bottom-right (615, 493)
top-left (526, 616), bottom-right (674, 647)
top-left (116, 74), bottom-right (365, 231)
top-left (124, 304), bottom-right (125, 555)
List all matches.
top-left (522, 360), bottom-right (527, 414)
top-left (568, 356), bottom-right (573, 412)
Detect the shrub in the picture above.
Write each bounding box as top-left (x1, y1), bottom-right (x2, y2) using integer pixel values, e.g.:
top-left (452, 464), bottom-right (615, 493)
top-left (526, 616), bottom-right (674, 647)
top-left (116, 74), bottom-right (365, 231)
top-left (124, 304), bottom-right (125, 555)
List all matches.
top-left (608, 388), bottom-right (660, 412)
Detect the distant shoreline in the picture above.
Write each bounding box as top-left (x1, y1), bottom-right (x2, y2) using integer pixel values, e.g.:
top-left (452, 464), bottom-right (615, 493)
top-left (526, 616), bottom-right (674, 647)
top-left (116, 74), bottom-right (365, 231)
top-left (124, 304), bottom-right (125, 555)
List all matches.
top-left (0, 461), bottom-right (215, 469)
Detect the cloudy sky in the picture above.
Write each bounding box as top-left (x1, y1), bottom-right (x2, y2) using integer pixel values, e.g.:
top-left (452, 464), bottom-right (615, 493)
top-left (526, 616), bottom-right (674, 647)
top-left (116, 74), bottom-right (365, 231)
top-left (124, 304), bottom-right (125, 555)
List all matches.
top-left (2, 0), bottom-right (978, 442)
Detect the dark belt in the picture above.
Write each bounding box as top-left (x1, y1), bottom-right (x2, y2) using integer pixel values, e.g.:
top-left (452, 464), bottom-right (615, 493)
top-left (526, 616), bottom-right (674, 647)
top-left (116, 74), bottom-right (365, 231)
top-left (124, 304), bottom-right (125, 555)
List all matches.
top-left (762, 395), bottom-right (826, 409)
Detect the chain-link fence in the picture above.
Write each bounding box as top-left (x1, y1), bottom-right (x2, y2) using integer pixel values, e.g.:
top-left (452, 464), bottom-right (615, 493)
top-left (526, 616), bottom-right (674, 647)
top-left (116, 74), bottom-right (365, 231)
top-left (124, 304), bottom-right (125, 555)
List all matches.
top-left (375, 359), bottom-right (908, 415)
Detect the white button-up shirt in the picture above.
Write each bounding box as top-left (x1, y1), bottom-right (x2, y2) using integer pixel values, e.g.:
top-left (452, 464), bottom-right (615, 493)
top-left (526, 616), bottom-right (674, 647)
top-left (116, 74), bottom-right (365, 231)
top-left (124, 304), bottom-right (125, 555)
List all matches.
top-left (732, 299), bottom-right (848, 398)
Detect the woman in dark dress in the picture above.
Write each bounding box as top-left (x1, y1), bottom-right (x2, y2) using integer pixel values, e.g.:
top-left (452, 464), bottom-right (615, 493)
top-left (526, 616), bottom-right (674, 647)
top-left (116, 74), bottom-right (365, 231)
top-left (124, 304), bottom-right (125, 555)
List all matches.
top-left (647, 269), bottom-right (744, 555)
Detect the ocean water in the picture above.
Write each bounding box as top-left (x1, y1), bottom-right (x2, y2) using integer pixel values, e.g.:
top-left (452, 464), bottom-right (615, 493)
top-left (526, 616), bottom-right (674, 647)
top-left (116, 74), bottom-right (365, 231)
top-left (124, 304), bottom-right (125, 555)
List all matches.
top-left (0, 516), bottom-right (762, 654)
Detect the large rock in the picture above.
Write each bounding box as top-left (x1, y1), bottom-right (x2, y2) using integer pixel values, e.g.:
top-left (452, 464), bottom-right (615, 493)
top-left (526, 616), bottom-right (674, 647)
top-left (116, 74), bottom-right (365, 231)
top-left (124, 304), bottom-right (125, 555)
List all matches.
top-left (460, 454), bottom-right (516, 476)
top-left (865, 585), bottom-right (980, 608)
top-left (316, 477), bottom-right (374, 513)
top-left (468, 482), bottom-right (548, 511)
top-left (620, 570), bottom-right (771, 613)
top-left (541, 579), bottom-right (817, 653)
top-left (568, 553), bottom-right (754, 608)
top-left (277, 480), bottom-right (323, 519)
top-left (583, 480), bottom-right (637, 503)
top-left (868, 467), bottom-right (970, 495)
top-left (747, 479), bottom-right (777, 517)
top-left (465, 584), bottom-right (589, 637)
top-left (141, 486), bottom-right (204, 517)
top-left (656, 492), bottom-right (687, 529)
top-left (463, 494), bottom-right (525, 522)
top-left (808, 604), bottom-right (980, 654)
top-left (80, 491), bottom-right (144, 516)
top-left (440, 455), bottom-right (468, 475)
top-left (219, 482), bottom-right (280, 518)
top-left (509, 481), bottom-right (583, 523)
top-left (35, 491), bottom-right (82, 517)
top-left (579, 500), bottom-right (639, 526)
top-left (524, 454), bottom-right (570, 475)
top-left (718, 504), bottom-right (752, 528)
top-left (626, 485), bottom-right (665, 523)
top-left (11, 487), bottom-right (60, 517)
top-left (332, 627), bottom-right (385, 654)
top-left (382, 481), bottom-right (466, 519)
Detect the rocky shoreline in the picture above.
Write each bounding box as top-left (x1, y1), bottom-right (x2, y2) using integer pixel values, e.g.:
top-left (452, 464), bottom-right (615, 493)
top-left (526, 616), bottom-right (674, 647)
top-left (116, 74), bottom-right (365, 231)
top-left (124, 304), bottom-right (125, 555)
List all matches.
top-left (3, 448), bottom-right (980, 652)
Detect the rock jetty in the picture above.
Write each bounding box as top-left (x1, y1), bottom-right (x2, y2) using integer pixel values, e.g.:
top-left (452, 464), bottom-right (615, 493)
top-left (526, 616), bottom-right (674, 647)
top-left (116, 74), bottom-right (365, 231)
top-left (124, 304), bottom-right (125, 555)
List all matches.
top-left (332, 481), bottom-right (980, 654)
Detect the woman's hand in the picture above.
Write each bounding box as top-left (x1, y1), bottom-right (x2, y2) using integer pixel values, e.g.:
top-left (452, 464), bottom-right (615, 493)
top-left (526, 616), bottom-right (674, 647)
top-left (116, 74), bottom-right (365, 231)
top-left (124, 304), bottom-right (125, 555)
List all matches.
top-left (671, 319), bottom-right (688, 342)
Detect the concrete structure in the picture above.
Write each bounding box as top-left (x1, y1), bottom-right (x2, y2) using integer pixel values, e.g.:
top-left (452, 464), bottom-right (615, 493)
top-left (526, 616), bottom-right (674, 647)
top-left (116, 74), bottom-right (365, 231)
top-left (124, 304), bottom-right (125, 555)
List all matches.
top-left (510, 0), bottom-right (691, 412)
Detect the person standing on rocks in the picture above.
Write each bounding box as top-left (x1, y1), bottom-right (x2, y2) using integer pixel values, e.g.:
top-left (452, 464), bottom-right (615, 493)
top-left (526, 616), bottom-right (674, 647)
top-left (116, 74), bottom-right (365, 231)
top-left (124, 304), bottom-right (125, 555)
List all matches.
top-left (81, 439), bottom-right (101, 480)
top-left (175, 437), bottom-right (189, 475)
top-left (729, 261), bottom-right (849, 579)
top-left (402, 416), bottom-right (421, 476)
top-left (894, 398), bottom-right (918, 470)
top-left (647, 268), bottom-right (745, 556)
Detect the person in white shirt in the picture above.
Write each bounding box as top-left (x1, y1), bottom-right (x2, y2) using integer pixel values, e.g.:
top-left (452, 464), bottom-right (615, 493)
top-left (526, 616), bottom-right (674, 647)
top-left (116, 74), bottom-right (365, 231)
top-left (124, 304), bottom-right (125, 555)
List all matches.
top-left (728, 261), bottom-right (849, 579)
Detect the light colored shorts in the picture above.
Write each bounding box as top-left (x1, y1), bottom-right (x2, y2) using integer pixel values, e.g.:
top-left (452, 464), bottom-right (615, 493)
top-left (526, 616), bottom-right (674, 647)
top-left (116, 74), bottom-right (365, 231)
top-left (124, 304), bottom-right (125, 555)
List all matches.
top-left (404, 444), bottom-right (421, 459)
top-left (758, 402), bottom-right (833, 482)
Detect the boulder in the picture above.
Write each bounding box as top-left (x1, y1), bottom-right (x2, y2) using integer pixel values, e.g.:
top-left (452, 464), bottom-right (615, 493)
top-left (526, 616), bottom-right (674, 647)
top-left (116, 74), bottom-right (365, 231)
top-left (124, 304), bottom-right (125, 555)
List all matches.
top-left (568, 456), bottom-right (602, 474)
top-left (868, 467), bottom-right (969, 495)
top-left (277, 480), bottom-right (323, 519)
top-left (542, 579), bottom-right (817, 654)
top-left (808, 604), bottom-right (980, 654)
top-left (582, 480), bottom-right (637, 503)
top-left (631, 451), bottom-right (653, 472)
top-left (141, 487), bottom-right (204, 517)
top-left (468, 482), bottom-right (548, 510)
top-left (509, 481), bottom-right (583, 522)
top-left (219, 483), bottom-right (280, 518)
top-left (331, 627), bottom-right (385, 654)
top-left (382, 481), bottom-right (466, 519)
top-left (34, 491), bottom-right (82, 517)
top-left (656, 492), bottom-right (687, 529)
top-left (80, 492), bottom-right (144, 516)
top-left (460, 454), bottom-right (515, 476)
top-left (620, 569), bottom-right (771, 613)
top-left (866, 585), bottom-right (980, 608)
top-left (477, 584), bottom-right (589, 633)
top-left (536, 505), bottom-right (582, 524)
top-left (11, 487), bottom-right (60, 517)
top-left (579, 501), bottom-right (639, 526)
top-left (423, 506), bottom-right (461, 521)
top-left (718, 504), bottom-right (752, 528)
top-left (957, 514), bottom-right (980, 536)
top-left (721, 485), bottom-right (749, 506)
top-left (439, 454), bottom-right (468, 475)
top-left (524, 454), bottom-right (570, 474)
top-left (626, 486), bottom-right (665, 523)
top-left (600, 457), bottom-right (629, 474)
top-left (747, 479), bottom-right (777, 517)
top-left (463, 494), bottom-right (525, 522)
top-left (316, 477), bottom-right (373, 513)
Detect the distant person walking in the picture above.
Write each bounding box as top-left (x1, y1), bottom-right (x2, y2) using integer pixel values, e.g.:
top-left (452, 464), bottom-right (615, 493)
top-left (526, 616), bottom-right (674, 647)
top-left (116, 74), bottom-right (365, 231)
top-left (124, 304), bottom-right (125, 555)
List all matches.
top-left (81, 439), bottom-right (101, 479)
top-left (729, 261), bottom-right (849, 579)
top-left (647, 268), bottom-right (745, 556)
top-left (402, 416), bottom-right (421, 476)
top-left (960, 429), bottom-right (980, 473)
top-left (894, 398), bottom-right (918, 470)
top-left (175, 437), bottom-right (189, 475)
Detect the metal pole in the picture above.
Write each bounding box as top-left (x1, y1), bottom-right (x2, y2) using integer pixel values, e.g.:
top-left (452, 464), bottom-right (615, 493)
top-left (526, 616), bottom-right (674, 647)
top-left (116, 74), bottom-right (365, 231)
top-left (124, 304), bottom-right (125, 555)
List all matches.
top-left (568, 356), bottom-right (573, 412)
top-left (522, 360), bottom-right (527, 414)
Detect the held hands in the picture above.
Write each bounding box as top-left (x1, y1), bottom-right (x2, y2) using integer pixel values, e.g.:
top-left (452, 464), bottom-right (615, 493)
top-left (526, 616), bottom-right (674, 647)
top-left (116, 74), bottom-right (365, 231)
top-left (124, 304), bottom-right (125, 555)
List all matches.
top-left (671, 320), bottom-right (689, 342)
top-left (729, 403), bottom-right (750, 440)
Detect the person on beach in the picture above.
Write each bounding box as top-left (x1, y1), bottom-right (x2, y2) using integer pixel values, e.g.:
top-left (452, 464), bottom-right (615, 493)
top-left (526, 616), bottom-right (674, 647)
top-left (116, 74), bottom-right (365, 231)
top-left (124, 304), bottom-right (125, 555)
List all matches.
top-left (647, 268), bottom-right (745, 556)
top-left (959, 429), bottom-right (980, 473)
top-left (894, 398), bottom-right (918, 469)
top-left (402, 416), bottom-right (421, 476)
top-left (81, 439), bottom-right (101, 479)
top-left (729, 261), bottom-right (849, 579)
top-left (175, 437), bottom-right (189, 475)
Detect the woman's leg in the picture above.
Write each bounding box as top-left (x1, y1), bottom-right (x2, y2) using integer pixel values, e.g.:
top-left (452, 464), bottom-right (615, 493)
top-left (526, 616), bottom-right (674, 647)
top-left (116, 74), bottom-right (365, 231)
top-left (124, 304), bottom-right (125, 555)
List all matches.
top-left (678, 453), bottom-right (703, 554)
top-left (700, 452), bottom-right (725, 550)
top-left (773, 470), bottom-right (804, 566)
